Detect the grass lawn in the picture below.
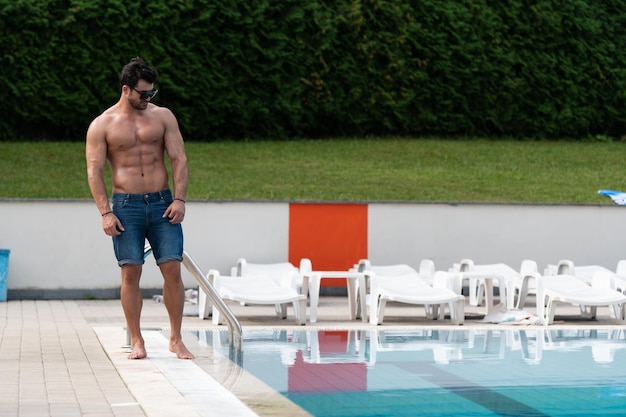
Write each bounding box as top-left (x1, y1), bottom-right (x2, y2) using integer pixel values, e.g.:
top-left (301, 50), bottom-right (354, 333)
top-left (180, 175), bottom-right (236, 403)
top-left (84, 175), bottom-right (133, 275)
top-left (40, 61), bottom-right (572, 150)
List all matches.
top-left (1, 138), bottom-right (625, 204)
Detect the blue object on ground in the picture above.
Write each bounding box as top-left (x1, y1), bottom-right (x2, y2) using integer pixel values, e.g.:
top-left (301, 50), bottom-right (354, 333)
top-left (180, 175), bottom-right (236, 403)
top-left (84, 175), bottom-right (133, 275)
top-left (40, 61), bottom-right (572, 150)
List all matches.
top-left (598, 189), bottom-right (626, 205)
top-left (0, 249), bottom-right (9, 301)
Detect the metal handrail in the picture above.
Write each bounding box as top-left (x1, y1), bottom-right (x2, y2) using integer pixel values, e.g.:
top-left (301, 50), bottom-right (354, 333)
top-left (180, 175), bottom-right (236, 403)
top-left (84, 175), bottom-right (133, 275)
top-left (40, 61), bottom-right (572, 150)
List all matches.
top-left (181, 251), bottom-right (243, 353)
top-left (142, 244), bottom-right (243, 362)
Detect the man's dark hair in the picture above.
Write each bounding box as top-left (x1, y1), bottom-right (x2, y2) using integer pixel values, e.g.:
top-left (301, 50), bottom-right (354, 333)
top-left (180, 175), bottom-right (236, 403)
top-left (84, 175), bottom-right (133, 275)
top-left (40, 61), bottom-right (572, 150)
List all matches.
top-left (120, 57), bottom-right (158, 88)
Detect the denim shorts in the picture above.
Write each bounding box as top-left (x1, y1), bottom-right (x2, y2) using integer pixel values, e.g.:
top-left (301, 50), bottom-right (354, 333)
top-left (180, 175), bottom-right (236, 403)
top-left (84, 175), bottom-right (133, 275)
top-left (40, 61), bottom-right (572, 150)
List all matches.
top-left (111, 190), bottom-right (183, 266)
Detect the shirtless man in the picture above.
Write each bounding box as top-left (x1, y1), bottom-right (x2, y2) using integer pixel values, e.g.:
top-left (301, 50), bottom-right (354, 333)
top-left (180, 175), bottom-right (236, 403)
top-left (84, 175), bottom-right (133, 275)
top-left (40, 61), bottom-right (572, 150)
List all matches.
top-left (86, 57), bottom-right (194, 360)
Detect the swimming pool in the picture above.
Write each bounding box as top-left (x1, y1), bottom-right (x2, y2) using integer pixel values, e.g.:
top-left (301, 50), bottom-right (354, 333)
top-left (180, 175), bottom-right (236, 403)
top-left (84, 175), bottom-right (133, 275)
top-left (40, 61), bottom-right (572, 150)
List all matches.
top-left (192, 327), bottom-right (626, 417)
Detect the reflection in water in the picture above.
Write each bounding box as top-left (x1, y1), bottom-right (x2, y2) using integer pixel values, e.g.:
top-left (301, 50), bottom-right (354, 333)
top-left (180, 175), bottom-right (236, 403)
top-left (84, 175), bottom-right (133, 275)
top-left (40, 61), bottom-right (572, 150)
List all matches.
top-left (200, 328), bottom-right (626, 364)
top-left (192, 328), bottom-right (626, 417)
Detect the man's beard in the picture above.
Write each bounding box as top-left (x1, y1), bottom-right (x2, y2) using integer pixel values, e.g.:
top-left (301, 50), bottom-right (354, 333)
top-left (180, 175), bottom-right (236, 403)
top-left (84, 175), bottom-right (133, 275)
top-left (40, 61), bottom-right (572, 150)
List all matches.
top-left (129, 98), bottom-right (149, 110)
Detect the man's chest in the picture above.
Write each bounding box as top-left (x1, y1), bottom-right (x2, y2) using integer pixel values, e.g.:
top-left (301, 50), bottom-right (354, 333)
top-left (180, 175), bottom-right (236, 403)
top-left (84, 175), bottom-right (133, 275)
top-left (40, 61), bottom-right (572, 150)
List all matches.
top-left (106, 118), bottom-right (164, 148)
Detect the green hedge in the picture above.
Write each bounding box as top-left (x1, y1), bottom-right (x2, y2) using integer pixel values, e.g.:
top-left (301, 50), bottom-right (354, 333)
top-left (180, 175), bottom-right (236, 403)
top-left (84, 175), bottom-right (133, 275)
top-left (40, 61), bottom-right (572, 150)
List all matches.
top-left (1, 0), bottom-right (626, 141)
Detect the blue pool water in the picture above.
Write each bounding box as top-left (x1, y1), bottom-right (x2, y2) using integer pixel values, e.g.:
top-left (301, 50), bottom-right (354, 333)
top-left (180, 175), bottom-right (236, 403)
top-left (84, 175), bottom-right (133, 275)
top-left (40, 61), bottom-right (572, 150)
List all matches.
top-left (193, 328), bottom-right (626, 416)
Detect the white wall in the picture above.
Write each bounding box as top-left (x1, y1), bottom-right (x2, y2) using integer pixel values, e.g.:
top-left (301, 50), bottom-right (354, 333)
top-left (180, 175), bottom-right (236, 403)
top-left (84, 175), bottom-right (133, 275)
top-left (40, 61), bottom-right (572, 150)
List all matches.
top-left (1, 200), bottom-right (625, 296)
top-left (0, 200), bottom-right (288, 293)
top-left (367, 202), bottom-right (626, 270)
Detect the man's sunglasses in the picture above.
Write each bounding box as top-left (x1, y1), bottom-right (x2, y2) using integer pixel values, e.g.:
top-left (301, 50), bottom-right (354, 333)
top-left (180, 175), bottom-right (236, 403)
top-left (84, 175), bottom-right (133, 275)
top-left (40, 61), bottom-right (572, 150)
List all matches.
top-left (132, 87), bottom-right (158, 100)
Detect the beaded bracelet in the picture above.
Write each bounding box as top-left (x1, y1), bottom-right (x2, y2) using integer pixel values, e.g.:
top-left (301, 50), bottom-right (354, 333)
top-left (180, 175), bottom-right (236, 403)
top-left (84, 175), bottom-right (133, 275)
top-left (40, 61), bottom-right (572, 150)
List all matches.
top-left (101, 211), bottom-right (113, 217)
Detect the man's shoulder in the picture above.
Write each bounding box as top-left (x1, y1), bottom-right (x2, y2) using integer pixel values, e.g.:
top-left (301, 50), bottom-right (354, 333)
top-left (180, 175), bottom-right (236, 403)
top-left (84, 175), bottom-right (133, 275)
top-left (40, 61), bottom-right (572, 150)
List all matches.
top-left (149, 104), bottom-right (174, 117)
top-left (148, 105), bottom-right (178, 126)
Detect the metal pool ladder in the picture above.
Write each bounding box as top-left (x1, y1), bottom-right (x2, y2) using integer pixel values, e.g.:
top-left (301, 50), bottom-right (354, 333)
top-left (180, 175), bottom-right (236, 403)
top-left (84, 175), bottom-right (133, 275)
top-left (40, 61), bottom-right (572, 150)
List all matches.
top-left (140, 243), bottom-right (243, 359)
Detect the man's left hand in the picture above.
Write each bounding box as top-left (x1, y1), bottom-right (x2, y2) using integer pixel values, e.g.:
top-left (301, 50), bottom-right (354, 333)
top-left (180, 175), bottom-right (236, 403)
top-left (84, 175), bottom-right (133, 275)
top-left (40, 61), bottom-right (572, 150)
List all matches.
top-left (164, 200), bottom-right (185, 224)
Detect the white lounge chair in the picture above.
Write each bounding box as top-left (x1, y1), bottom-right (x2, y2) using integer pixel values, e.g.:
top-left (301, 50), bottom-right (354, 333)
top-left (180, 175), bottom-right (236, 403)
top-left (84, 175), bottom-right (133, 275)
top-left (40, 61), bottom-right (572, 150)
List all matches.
top-left (545, 260), bottom-right (625, 318)
top-left (354, 260), bottom-right (429, 319)
top-left (236, 258), bottom-right (304, 292)
top-left (238, 258), bottom-right (305, 313)
top-left (366, 270), bottom-right (465, 325)
top-left (536, 270), bottom-right (626, 324)
top-left (206, 269), bottom-right (307, 325)
top-left (197, 258), bottom-right (304, 319)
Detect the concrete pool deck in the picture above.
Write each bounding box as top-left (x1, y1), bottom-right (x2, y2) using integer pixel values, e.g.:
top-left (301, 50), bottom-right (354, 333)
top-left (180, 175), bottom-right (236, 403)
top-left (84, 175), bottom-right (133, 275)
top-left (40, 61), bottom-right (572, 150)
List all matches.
top-left (1, 296), bottom-right (624, 417)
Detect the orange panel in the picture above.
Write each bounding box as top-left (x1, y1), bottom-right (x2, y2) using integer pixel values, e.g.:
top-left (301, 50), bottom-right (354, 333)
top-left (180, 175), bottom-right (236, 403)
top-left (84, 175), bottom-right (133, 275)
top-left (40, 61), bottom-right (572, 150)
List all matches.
top-left (289, 203), bottom-right (368, 287)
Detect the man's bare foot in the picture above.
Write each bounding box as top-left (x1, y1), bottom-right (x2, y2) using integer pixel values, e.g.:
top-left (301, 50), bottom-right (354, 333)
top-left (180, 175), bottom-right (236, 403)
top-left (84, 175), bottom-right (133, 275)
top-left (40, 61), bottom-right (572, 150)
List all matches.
top-left (128, 342), bottom-right (147, 360)
top-left (170, 340), bottom-right (194, 360)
